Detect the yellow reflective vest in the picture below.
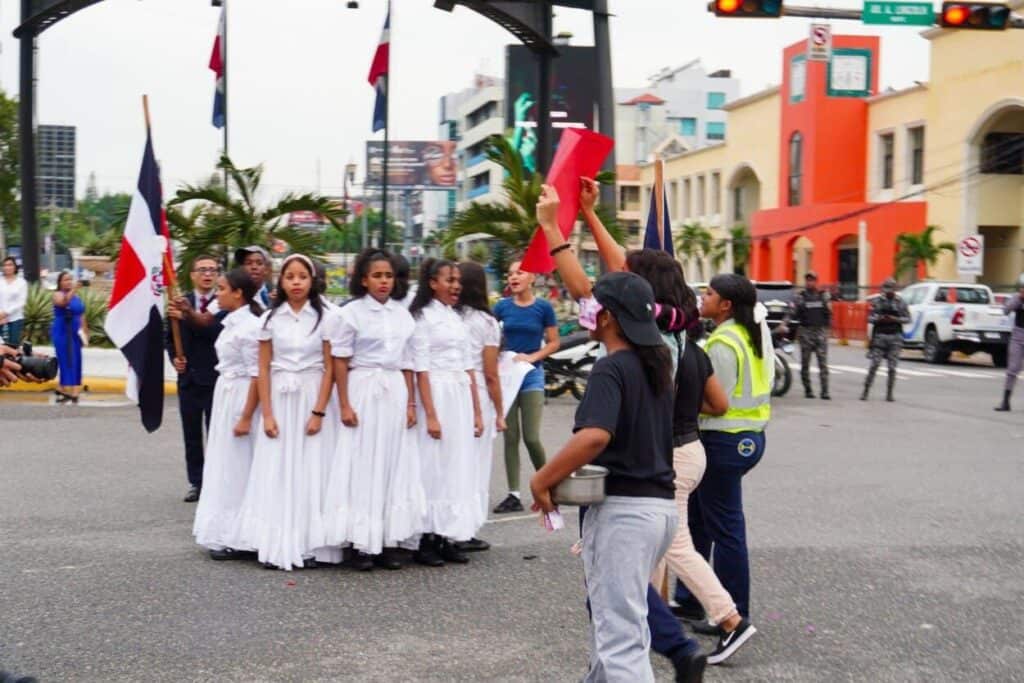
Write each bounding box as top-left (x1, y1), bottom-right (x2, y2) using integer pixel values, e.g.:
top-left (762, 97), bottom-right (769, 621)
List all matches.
top-left (700, 320), bottom-right (771, 433)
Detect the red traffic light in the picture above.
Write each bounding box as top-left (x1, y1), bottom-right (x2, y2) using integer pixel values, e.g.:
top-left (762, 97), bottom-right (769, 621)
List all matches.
top-left (712, 0), bottom-right (783, 18)
top-left (940, 2), bottom-right (1011, 29)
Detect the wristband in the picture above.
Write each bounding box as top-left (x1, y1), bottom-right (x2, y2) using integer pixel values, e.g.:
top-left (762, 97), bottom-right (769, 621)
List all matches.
top-left (549, 243), bottom-right (572, 257)
top-left (311, 410), bottom-right (326, 418)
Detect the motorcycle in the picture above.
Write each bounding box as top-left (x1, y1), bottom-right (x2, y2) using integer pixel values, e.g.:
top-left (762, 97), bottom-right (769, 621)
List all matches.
top-left (771, 329), bottom-right (794, 398)
top-left (544, 330), bottom-right (599, 401)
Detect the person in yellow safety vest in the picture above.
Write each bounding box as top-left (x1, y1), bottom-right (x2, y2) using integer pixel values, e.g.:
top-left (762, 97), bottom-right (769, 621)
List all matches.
top-left (674, 273), bottom-right (772, 626)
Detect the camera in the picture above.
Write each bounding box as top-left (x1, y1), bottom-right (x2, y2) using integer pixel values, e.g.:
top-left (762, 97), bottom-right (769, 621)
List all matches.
top-left (2, 342), bottom-right (58, 381)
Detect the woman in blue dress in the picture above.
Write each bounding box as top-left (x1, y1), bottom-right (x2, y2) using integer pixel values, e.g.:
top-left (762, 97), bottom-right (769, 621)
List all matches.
top-left (51, 271), bottom-right (87, 404)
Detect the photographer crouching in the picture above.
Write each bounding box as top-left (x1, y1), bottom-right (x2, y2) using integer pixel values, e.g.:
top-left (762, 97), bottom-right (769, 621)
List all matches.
top-left (1, 339), bottom-right (58, 388)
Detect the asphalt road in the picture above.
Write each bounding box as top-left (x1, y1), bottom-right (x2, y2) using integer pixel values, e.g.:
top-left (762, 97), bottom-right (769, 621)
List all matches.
top-left (2, 343), bottom-right (1023, 682)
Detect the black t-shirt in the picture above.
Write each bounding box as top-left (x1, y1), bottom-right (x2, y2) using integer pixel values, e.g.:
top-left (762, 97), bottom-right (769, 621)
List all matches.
top-left (673, 342), bottom-right (714, 442)
top-left (573, 349), bottom-right (675, 499)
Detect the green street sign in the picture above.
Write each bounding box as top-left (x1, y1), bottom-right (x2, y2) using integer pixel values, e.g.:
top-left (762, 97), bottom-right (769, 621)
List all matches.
top-left (863, 1), bottom-right (936, 25)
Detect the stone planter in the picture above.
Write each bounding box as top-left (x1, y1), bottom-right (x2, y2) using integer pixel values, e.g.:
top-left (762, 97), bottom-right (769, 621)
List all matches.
top-left (78, 255), bottom-right (114, 274)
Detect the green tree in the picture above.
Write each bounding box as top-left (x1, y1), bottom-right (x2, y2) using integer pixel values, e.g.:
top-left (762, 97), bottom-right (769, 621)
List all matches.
top-left (728, 224), bottom-right (751, 275)
top-left (895, 225), bottom-right (955, 282)
top-left (0, 89), bottom-right (19, 248)
top-left (444, 135), bottom-right (624, 253)
top-left (490, 241), bottom-right (510, 287)
top-left (674, 222), bottom-right (713, 281)
top-left (168, 156), bottom-right (346, 279)
top-left (468, 242), bottom-right (490, 264)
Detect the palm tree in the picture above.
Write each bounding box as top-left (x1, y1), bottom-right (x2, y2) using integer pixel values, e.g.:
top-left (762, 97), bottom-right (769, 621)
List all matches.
top-left (674, 222), bottom-right (713, 281)
top-left (443, 135), bottom-right (624, 254)
top-left (729, 224), bottom-right (752, 275)
top-left (168, 156), bottom-right (347, 279)
top-left (894, 225), bottom-right (955, 282)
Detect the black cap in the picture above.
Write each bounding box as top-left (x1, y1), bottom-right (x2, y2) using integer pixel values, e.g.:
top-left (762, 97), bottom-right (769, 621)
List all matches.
top-left (592, 272), bottom-right (664, 347)
top-left (234, 245), bottom-right (270, 266)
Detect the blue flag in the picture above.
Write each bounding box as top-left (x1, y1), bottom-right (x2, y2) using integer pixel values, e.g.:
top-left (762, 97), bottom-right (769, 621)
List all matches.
top-left (643, 187), bottom-right (673, 255)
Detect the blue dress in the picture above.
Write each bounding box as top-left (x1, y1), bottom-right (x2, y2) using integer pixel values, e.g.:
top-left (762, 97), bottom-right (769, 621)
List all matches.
top-left (51, 295), bottom-right (85, 386)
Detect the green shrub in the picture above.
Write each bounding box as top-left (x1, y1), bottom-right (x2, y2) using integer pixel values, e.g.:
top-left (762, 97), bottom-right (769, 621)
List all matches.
top-left (20, 283), bottom-right (112, 348)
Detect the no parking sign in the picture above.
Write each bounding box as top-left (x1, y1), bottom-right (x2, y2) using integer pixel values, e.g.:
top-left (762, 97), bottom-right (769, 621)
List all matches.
top-left (808, 23), bottom-right (832, 62)
top-left (957, 234), bottom-right (984, 277)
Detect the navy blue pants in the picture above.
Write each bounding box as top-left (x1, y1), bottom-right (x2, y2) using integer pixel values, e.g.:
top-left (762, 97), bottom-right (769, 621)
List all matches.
top-left (674, 430), bottom-right (765, 618)
top-left (178, 383), bottom-right (214, 487)
top-left (580, 506), bottom-right (700, 663)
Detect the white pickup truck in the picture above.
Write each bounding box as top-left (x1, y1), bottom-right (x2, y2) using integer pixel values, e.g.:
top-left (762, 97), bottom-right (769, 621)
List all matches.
top-left (876, 282), bottom-right (1012, 366)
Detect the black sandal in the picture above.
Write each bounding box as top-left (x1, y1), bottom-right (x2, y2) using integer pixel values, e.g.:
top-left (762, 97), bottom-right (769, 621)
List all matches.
top-left (54, 391), bottom-right (71, 404)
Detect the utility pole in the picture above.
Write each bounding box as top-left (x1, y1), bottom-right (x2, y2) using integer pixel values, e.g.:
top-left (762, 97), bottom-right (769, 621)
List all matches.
top-left (593, 0), bottom-right (616, 210)
top-left (18, 0), bottom-right (39, 283)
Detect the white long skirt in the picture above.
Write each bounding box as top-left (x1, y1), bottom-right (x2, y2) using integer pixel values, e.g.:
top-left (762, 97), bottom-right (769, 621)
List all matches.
top-left (193, 374), bottom-right (257, 550)
top-left (418, 369), bottom-right (480, 542)
top-left (472, 369), bottom-right (497, 529)
top-left (232, 369), bottom-right (327, 571)
top-left (312, 391), bottom-right (344, 565)
top-left (323, 368), bottom-right (425, 555)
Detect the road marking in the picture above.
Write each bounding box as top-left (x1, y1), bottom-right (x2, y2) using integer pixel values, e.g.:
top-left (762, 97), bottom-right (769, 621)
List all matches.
top-left (929, 369), bottom-right (996, 379)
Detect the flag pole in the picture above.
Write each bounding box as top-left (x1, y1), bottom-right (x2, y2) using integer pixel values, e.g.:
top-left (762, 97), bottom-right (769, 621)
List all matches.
top-left (145, 94), bottom-right (184, 361)
top-left (222, 0), bottom-right (229, 192)
top-left (380, 0), bottom-right (390, 249)
top-left (654, 159), bottom-right (665, 250)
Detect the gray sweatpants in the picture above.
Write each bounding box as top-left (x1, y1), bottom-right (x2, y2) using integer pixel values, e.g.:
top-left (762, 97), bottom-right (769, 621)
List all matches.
top-left (1006, 334), bottom-right (1024, 393)
top-left (582, 496), bottom-right (679, 683)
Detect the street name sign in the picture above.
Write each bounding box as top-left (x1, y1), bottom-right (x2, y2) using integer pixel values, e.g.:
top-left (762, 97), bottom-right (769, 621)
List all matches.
top-left (863, 1), bottom-right (936, 26)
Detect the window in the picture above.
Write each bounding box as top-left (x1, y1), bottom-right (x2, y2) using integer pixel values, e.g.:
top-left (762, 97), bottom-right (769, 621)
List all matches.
top-left (954, 287), bottom-right (990, 304)
top-left (707, 92), bottom-right (727, 110)
top-left (706, 121), bottom-right (726, 140)
top-left (733, 186), bottom-right (743, 222)
top-left (683, 178), bottom-right (692, 218)
top-left (669, 180), bottom-right (679, 218)
top-left (909, 127), bottom-right (925, 185)
top-left (466, 101), bottom-right (496, 129)
top-left (711, 172), bottom-right (722, 214)
top-left (679, 118), bottom-right (697, 136)
top-left (981, 133), bottom-right (1024, 175)
top-left (934, 287), bottom-right (950, 303)
top-left (880, 133), bottom-right (894, 189)
top-left (697, 176), bottom-right (706, 216)
top-left (788, 132), bottom-right (803, 207)
top-left (901, 286), bottom-right (923, 305)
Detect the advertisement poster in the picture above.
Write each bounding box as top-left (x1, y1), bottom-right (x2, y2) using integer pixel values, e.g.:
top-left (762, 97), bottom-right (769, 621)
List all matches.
top-left (365, 141), bottom-right (458, 190)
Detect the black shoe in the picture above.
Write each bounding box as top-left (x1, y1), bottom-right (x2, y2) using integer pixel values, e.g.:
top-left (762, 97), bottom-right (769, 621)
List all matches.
top-left (344, 551), bottom-right (374, 572)
top-left (995, 390), bottom-right (1011, 412)
top-left (454, 537), bottom-right (491, 552)
top-left (707, 619), bottom-right (757, 665)
top-left (804, 389), bottom-right (815, 399)
top-left (820, 392), bottom-right (831, 400)
top-left (886, 393), bottom-right (895, 402)
top-left (492, 494), bottom-right (524, 514)
top-left (669, 604), bottom-right (706, 621)
top-left (414, 536), bottom-right (445, 567)
top-left (209, 548), bottom-right (256, 562)
top-left (671, 652), bottom-right (707, 683)
top-left (439, 539), bottom-right (470, 564)
top-left (183, 486), bottom-right (200, 503)
top-left (372, 551), bottom-right (403, 570)
top-left (860, 389), bottom-right (869, 401)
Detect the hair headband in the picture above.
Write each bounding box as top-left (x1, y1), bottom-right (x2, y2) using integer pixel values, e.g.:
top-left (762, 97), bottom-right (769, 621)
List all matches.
top-left (282, 253), bottom-right (315, 273)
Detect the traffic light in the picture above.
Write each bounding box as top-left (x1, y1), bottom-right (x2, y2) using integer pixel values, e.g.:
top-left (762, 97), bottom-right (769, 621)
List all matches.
top-left (711, 0), bottom-right (783, 18)
top-left (939, 2), bottom-right (1011, 29)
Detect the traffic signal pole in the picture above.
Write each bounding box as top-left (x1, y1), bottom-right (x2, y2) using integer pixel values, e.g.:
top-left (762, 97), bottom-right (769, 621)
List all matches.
top-left (706, 2), bottom-right (1024, 28)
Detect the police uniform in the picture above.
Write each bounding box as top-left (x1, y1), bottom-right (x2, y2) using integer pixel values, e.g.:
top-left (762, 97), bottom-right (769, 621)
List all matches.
top-left (995, 274), bottom-right (1024, 412)
top-left (789, 278), bottom-right (831, 399)
top-left (862, 282), bottom-right (910, 402)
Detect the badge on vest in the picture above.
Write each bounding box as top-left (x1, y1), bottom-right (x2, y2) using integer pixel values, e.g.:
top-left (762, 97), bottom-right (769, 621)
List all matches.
top-left (737, 438), bottom-right (757, 458)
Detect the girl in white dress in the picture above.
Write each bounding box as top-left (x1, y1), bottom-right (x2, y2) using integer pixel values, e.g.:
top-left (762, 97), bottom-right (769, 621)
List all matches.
top-left (408, 259), bottom-right (484, 566)
top-left (193, 268), bottom-right (263, 559)
top-left (233, 254), bottom-right (334, 571)
top-left (455, 261), bottom-right (506, 552)
top-left (323, 249), bottom-right (424, 571)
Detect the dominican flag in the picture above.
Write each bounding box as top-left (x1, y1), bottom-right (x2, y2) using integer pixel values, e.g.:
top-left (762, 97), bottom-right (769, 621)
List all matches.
top-left (104, 129), bottom-right (171, 433)
top-left (643, 184), bottom-right (674, 255)
top-left (368, 9), bottom-right (389, 132)
top-left (209, 7), bottom-right (226, 129)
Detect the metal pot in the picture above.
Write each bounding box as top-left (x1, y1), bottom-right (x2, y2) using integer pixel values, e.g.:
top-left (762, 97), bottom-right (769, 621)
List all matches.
top-left (551, 465), bottom-right (609, 506)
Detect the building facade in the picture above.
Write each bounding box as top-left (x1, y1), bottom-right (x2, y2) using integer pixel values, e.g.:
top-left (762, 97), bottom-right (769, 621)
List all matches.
top-left (38, 124), bottom-right (76, 210)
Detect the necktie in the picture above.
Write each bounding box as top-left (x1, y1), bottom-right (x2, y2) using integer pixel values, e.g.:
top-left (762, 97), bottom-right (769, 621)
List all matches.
top-left (199, 296), bottom-right (209, 313)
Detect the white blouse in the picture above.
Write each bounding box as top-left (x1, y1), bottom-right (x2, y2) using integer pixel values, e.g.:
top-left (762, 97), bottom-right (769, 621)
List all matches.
top-left (328, 296), bottom-right (415, 370)
top-left (461, 308), bottom-right (501, 373)
top-left (257, 301), bottom-right (328, 373)
top-left (215, 307), bottom-right (261, 379)
top-left (0, 276), bottom-right (28, 323)
top-left (411, 299), bottom-right (473, 373)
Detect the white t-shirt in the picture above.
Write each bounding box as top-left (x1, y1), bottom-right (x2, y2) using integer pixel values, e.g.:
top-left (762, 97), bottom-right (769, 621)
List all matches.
top-left (257, 301), bottom-right (328, 373)
top-left (0, 276), bottom-right (28, 323)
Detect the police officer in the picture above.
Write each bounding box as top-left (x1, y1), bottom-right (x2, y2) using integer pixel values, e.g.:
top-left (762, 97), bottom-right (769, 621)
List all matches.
top-left (995, 273), bottom-right (1024, 412)
top-left (785, 271), bottom-right (831, 400)
top-left (861, 278), bottom-right (910, 402)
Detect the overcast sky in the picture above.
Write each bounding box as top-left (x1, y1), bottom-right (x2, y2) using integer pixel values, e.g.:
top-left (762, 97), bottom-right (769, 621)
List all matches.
top-left (0, 0), bottom-right (932, 200)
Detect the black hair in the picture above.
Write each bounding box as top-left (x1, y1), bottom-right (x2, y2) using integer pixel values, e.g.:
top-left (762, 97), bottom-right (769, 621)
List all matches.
top-left (625, 249), bottom-right (698, 334)
top-left (57, 270), bottom-right (73, 288)
top-left (634, 344), bottom-right (674, 397)
top-left (456, 261), bottom-right (493, 317)
top-left (408, 258), bottom-right (455, 318)
top-left (390, 253), bottom-right (411, 302)
top-left (192, 255), bottom-right (219, 267)
top-left (224, 267), bottom-right (262, 317)
top-left (3, 256), bottom-right (18, 275)
top-left (708, 273), bottom-right (763, 358)
top-left (350, 248), bottom-right (394, 299)
top-left (262, 255), bottom-right (324, 330)
top-left (312, 260), bottom-right (328, 296)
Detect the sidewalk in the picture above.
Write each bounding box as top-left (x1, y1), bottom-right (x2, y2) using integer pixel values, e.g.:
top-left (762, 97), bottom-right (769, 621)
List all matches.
top-left (2, 346), bottom-right (178, 395)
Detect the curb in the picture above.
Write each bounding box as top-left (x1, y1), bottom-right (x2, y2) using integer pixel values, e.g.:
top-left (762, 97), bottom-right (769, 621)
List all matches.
top-left (2, 377), bottom-right (178, 395)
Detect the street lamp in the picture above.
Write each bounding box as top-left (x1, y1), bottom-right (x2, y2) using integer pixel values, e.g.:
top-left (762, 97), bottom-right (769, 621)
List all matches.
top-left (343, 162), bottom-right (357, 223)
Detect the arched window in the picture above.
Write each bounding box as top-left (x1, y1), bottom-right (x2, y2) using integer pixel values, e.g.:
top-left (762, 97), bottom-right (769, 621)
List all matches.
top-left (788, 132), bottom-right (803, 206)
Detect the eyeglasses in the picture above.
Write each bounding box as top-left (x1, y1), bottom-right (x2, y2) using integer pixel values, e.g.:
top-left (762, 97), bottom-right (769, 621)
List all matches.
top-left (193, 267), bottom-right (220, 275)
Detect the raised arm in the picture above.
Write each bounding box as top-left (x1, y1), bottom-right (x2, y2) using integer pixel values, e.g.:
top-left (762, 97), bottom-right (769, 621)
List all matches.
top-left (536, 184), bottom-right (593, 300)
top-left (580, 177), bottom-right (626, 273)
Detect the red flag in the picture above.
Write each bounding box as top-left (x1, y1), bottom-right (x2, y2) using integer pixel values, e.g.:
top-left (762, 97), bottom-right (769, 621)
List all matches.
top-left (520, 128), bottom-right (615, 274)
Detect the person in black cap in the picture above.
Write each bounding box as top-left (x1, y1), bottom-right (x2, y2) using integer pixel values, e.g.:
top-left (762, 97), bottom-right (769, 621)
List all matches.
top-left (862, 278), bottom-right (910, 402)
top-left (784, 271), bottom-right (832, 399)
top-left (234, 245), bottom-right (272, 308)
top-left (531, 272), bottom-right (705, 681)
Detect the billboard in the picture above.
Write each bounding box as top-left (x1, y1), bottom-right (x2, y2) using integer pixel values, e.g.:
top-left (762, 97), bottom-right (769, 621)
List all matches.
top-left (365, 141), bottom-right (458, 190)
top-left (505, 45), bottom-right (598, 174)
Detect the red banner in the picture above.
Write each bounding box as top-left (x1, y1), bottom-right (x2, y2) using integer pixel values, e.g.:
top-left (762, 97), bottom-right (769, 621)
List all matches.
top-left (519, 128), bottom-right (614, 274)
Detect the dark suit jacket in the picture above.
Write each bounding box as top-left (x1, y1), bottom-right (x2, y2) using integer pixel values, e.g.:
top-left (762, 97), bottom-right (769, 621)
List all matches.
top-left (165, 292), bottom-right (224, 389)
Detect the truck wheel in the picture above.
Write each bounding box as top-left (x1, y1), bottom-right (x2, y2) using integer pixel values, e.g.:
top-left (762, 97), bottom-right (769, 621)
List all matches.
top-left (923, 328), bottom-right (951, 364)
top-left (991, 347), bottom-right (1008, 368)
